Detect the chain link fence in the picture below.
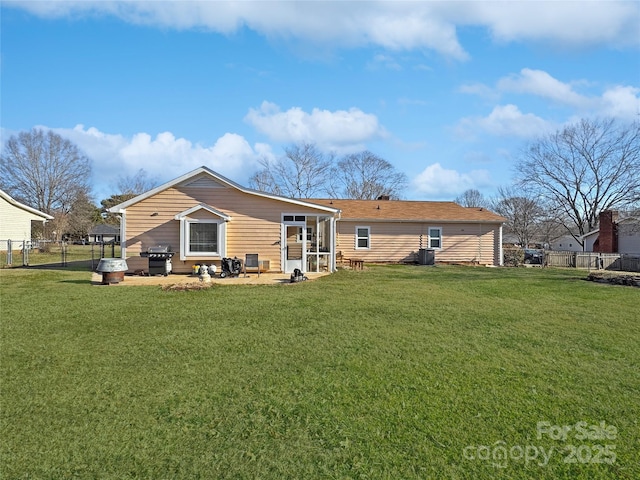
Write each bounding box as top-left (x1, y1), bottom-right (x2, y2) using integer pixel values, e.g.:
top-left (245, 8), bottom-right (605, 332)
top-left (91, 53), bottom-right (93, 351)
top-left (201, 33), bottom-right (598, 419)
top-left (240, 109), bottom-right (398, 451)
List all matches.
top-left (1, 240), bottom-right (120, 270)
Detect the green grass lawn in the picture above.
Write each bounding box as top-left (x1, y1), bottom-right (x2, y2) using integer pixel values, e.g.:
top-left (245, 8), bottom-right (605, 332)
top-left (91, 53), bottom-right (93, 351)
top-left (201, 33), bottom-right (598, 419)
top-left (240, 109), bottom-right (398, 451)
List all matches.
top-left (1, 265), bottom-right (638, 479)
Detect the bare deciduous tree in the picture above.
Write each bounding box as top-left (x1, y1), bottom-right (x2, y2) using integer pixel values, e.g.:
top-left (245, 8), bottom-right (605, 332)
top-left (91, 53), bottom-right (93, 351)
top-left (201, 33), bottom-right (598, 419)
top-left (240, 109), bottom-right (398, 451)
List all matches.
top-left (65, 190), bottom-right (101, 240)
top-left (116, 168), bottom-right (159, 195)
top-left (1, 128), bottom-right (92, 215)
top-left (249, 143), bottom-right (334, 198)
top-left (100, 193), bottom-right (136, 225)
top-left (455, 189), bottom-right (488, 208)
top-left (536, 216), bottom-right (567, 248)
top-left (516, 118), bottom-right (640, 241)
top-left (99, 170), bottom-right (157, 226)
top-left (332, 151), bottom-right (407, 199)
top-left (249, 144), bottom-right (407, 200)
top-left (492, 186), bottom-right (545, 247)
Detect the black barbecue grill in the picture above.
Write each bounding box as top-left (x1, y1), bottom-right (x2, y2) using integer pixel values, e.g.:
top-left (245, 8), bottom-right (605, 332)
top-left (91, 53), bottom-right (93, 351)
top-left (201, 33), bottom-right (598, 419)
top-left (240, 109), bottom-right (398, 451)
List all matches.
top-left (140, 245), bottom-right (174, 276)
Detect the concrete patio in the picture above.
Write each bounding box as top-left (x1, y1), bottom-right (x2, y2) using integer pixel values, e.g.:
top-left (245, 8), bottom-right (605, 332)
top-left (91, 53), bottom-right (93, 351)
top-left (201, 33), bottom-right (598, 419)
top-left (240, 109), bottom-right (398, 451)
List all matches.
top-left (91, 271), bottom-right (330, 286)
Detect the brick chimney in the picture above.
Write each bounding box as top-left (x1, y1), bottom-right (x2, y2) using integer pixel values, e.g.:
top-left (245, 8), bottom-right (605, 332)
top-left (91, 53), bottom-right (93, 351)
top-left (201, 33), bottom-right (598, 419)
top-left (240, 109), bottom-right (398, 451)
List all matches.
top-left (594, 210), bottom-right (618, 253)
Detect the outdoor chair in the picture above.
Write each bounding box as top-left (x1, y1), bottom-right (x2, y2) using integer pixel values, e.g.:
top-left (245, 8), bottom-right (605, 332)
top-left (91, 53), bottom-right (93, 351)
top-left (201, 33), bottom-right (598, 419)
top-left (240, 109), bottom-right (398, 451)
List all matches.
top-left (244, 253), bottom-right (260, 277)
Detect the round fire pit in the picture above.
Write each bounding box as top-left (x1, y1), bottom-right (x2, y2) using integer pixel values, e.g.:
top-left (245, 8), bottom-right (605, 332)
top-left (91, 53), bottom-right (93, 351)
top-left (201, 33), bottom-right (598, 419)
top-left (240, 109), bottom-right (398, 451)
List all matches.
top-left (96, 258), bottom-right (128, 284)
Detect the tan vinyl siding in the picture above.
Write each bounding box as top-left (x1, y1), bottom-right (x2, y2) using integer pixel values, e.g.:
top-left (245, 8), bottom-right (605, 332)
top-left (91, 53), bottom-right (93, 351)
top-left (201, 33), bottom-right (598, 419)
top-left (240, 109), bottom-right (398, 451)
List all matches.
top-left (337, 221), bottom-right (502, 265)
top-left (443, 223), bottom-right (497, 265)
top-left (123, 183), bottom-right (329, 273)
top-left (337, 222), bottom-right (423, 263)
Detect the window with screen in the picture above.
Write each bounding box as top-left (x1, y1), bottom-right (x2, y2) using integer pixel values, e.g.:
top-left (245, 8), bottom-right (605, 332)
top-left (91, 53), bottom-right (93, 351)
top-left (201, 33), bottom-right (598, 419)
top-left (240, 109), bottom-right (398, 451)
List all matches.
top-left (429, 227), bottom-right (442, 249)
top-left (356, 226), bottom-right (370, 249)
top-left (189, 222), bottom-right (218, 253)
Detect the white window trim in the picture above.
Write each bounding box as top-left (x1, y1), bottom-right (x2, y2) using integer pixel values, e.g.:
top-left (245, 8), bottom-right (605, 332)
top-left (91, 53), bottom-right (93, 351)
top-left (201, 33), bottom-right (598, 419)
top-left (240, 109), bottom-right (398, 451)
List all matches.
top-left (282, 214), bottom-right (306, 224)
top-left (297, 226), bottom-right (314, 243)
top-left (179, 218), bottom-right (226, 260)
top-left (355, 226), bottom-right (371, 250)
top-left (428, 226), bottom-right (443, 250)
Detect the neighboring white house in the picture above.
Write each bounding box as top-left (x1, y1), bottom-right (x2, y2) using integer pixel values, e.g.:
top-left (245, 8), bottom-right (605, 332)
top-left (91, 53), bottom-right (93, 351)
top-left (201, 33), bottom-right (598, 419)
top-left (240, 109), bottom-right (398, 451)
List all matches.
top-left (549, 235), bottom-right (583, 252)
top-left (582, 230), bottom-right (599, 252)
top-left (88, 224), bottom-right (120, 244)
top-left (618, 218), bottom-right (640, 253)
top-left (582, 211), bottom-right (640, 255)
top-left (0, 189), bottom-right (53, 251)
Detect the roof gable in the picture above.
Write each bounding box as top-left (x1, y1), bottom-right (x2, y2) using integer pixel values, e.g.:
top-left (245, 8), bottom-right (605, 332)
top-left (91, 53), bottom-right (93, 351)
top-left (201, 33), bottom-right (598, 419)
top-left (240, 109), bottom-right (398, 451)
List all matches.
top-left (88, 224), bottom-right (119, 235)
top-left (108, 166), bottom-right (339, 215)
top-left (618, 216), bottom-right (640, 225)
top-left (582, 215), bottom-right (640, 239)
top-left (175, 203), bottom-right (232, 221)
top-left (0, 189), bottom-right (54, 220)
top-left (179, 175), bottom-right (226, 189)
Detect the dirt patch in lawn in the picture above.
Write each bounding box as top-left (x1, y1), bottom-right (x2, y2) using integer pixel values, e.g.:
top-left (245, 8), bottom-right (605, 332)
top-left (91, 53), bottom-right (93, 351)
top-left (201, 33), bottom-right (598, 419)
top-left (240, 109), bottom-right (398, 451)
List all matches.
top-left (586, 271), bottom-right (640, 287)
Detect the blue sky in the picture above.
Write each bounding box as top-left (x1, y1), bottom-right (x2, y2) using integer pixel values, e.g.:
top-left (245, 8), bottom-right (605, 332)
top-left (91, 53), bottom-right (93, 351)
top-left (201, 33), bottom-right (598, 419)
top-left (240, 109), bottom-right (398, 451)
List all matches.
top-left (2, 1), bottom-right (639, 202)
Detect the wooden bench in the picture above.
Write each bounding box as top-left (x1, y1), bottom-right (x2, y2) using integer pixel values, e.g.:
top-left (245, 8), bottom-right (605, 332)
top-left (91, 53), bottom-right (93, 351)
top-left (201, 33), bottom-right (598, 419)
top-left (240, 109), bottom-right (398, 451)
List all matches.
top-left (350, 258), bottom-right (364, 270)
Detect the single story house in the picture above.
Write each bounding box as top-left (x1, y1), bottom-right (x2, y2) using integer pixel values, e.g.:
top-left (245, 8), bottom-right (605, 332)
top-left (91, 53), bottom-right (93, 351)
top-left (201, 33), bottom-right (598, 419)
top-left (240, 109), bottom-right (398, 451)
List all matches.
top-left (109, 166), bottom-right (505, 274)
top-left (0, 189), bottom-right (53, 251)
top-left (583, 210), bottom-right (640, 254)
top-left (108, 166), bottom-right (341, 274)
top-left (308, 198), bottom-right (505, 266)
top-left (88, 224), bottom-right (121, 244)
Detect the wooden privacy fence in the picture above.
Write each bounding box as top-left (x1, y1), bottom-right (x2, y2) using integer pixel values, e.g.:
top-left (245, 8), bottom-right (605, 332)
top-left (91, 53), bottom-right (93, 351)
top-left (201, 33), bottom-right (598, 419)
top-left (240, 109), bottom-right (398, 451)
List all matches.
top-left (544, 251), bottom-right (640, 272)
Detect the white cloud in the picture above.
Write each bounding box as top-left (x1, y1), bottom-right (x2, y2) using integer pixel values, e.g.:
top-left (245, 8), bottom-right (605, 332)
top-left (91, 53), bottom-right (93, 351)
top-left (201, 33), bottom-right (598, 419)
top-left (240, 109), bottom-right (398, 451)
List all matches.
top-left (244, 101), bottom-right (385, 150)
top-left (6, 1), bottom-right (468, 59)
top-left (598, 85), bottom-right (640, 120)
top-left (462, 69), bottom-right (640, 123)
top-left (367, 53), bottom-right (402, 71)
top-left (9, 1), bottom-right (637, 59)
top-left (363, 6), bottom-right (467, 59)
top-left (497, 69), bottom-right (590, 108)
top-left (457, 104), bottom-right (551, 139)
top-left (458, 82), bottom-right (499, 101)
top-left (465, 1), bottom-right (639, 48)
top-left (42, 125), bottom-right (268, 200)
top-left (412, 163), bottom-right (492, 198)
top-left (479, 68), bottom-right (639, 119)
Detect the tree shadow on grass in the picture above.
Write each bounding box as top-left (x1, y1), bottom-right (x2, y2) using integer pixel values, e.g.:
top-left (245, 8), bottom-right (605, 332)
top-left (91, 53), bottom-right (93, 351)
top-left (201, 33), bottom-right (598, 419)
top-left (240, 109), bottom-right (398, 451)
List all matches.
top-left (22, 260), bottom-right (95, 272)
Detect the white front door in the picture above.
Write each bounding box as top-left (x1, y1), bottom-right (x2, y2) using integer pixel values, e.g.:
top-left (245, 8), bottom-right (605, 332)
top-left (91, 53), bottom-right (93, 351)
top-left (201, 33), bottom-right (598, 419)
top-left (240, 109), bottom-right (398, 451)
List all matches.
top-left (283, 223), bottom-right (305, 273)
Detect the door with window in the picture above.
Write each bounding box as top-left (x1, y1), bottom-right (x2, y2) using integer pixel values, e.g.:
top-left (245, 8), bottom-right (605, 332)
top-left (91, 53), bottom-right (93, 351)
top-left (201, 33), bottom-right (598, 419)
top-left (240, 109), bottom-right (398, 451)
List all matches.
top-left (282, 216), bottom-right (306, 273)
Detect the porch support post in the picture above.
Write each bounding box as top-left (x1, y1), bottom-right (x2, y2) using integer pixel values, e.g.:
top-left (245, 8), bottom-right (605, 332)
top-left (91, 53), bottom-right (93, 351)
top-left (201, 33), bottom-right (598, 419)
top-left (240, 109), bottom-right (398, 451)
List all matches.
top-left (119, 211), bottom-right (127, 259)
top-left (331, 216), bottom-right (337, 272)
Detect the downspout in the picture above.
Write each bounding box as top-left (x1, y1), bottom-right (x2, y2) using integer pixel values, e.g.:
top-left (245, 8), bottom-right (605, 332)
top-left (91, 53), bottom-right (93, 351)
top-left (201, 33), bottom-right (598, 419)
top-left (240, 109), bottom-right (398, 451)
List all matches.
top-left (119, 212), bottom-right (126, 259)
top-left (178, 217), bottom-right (186, 261)
top-left (478, 223), bottom-right (483, 264)
top-left (331, 213), bottom-right (340, 272)
top-left (280, 219), bottom-right (285, 274)
top-left (499, 224), bottom-right (503, 266)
